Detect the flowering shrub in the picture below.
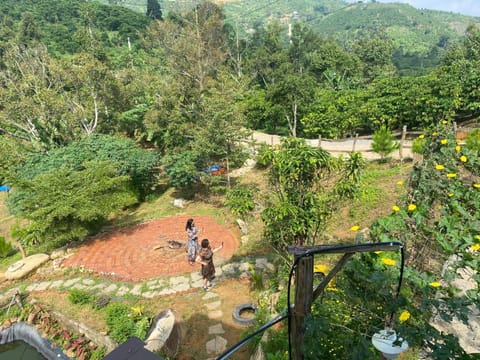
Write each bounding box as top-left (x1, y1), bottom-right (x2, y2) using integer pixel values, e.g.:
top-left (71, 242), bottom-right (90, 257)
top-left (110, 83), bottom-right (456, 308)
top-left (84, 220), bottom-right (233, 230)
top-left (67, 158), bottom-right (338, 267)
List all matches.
top-left (263, 121), bottom-right (479, 359)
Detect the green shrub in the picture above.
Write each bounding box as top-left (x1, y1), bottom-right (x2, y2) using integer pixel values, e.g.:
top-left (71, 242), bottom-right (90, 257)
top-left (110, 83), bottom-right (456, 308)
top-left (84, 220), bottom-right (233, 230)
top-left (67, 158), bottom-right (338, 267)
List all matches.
top-left (105, 302), bottom-right (136, 343)
top-left (255, 143), bottom-right (274, 168)
top-left (68, 289), bottom-right (93, 305)
top-left (465, 128), bottom-right (480, 153)
top-left (0, 236), bottom-right (14, 258)
top-left (371, 125), bottom-right (400, 160)
top-left (224, 184), bottom-right (257, 219)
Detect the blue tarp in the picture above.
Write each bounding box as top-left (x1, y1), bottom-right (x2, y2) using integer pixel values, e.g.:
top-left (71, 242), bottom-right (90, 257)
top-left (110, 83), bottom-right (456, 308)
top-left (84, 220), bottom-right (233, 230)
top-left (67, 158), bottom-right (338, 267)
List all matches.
top-left (0, 185), bottom-right (10, 192)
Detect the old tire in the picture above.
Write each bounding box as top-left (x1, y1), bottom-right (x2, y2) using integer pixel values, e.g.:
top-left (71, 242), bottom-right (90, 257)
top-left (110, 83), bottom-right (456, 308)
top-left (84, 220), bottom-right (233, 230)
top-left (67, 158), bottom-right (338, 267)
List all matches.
top-left (232, 302), bottom-right (257, 326)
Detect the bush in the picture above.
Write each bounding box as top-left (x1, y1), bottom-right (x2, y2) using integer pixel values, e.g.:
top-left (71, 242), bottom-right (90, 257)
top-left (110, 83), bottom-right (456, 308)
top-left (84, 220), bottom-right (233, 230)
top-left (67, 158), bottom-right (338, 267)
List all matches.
top-left (224, 185), bottom-right (257, 219)
top-left (371, 125), bottom-right (399, 160)
top-left (0, 236), bottom-right (14, 258)
top-left (105, 302), bottom-right (136, 343)
top-left (68, 289), bottom-right (93, 305)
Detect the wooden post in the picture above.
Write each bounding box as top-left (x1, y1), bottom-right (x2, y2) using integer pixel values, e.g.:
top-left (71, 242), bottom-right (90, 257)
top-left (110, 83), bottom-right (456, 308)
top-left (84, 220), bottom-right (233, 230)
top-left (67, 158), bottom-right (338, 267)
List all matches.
top-left (271, 135), bottom-right (274, 146)
top-left (399, 126), bottom-right (407, 161)
top-left (291, 255), bottom-right (313, 360)
top-left (318, 135), bottom-right (322, 148)
top-left (352, 133), bottom-right (358, 152)
top-left (226, 157), bottom-right (230, 188)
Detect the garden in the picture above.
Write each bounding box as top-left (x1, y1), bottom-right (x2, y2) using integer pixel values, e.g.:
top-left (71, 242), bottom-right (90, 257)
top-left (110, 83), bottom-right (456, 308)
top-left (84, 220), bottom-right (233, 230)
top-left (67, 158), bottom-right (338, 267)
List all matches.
top-left (0, 122), bottom-right (478, 360)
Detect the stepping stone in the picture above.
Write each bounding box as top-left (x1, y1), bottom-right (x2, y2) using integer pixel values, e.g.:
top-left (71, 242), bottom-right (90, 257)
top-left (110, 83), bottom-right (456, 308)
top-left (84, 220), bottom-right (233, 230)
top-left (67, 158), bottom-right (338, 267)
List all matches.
top-left (71, 283), bottom-right (87, 290)
top-left (208, 324), bottom-right (225, 335)
top-left (81, 278), bottom-right (96, 286)
top-left (205, 301), bottom-right (221, 311)
top-left (191, 272), bottom-right (203, 282)
top-left (202, 292), bottom-right (218, 300)
top-left (117, 286), bottom-right (130, 296)
top-left (143, 291), bottom-right (161, 299)
top-left (206, 336), bottom-right (227, 354)
top-left (146, 279), bottom-right (159, 287)
top-left (49, 280), bottom-right (64, 289)
top-left (208, 310), bottom-right (223, 319)
top-left (25, 283), bottom-right (39, 292)
top-left (158, 288), bottom-right (176, 296)
top-left (35, 282), bottom-right (51, 291)
top-left (170, 276), bottom-right (189, 286)
top-left (90, 283), bottom-right (107, 291)
top-left (192, 279), bottom-right (204, 288)
top-left (130, 284), bottom-right (142, 296)
top-left (63, 277), bottom-right (81, 287)
top-left (102, 284), bottom-right (118, 294)
top-left (171, 282), bottom-right (190, 292)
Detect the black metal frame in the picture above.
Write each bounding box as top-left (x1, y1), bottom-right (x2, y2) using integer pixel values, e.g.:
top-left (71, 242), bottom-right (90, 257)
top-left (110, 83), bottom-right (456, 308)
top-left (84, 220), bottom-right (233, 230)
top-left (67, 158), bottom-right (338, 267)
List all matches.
top-left (216, 241), bottom-right (405, 360)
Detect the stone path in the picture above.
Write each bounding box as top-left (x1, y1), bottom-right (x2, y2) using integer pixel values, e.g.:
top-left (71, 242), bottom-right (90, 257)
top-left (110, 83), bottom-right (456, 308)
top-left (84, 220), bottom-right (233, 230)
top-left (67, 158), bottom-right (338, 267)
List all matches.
top-left (2, 256), bottom-right (275, 358)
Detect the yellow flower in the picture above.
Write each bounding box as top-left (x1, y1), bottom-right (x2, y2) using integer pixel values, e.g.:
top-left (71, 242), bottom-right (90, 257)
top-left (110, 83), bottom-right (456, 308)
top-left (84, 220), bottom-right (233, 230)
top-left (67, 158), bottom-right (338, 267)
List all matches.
top-left (448, 193), bottom-right (454, 197)
top-left (435, 164), bottom-right (445, 170)
top-left (418, 134), bottom-right (425, 139)
top-left (314, 264), bottom-right (329, 274)
top-left (131, 306), bottom-right (143, 316)
top-left (442, 120), bottom-right (448, 125)
top-left (392, 205), bottom-right (400, 212)
top-left (396, 180), bottom-right (404, 186)
top-left (470, 243), bottom-right (480, 252)
top-left (408, 204), bottom-right (417, 211)
top-left (350, 225), bottom-right (360, 232)
top-left (432, 132), bottom-right (437, 136)
top-left (374, 251), bottom-right (383, 254)
top-left (382, 258), bottom-right (396, 266)
top-left (474, 183), bottom-right (480, 189)
top-left (437, 205), bottom-right (442, 209)
top-left (446, 173), bottom-right (457, 178)
top-left (440, 139), bottom-right (448, 145)
top-left (455, 145), bottom-right (461, 152)
top-left (429, 281), bottom-right (441, 288)
top-left (399, 310), bottom-right (411, 323)
top-left (460, 155), bottom-right (467, 163)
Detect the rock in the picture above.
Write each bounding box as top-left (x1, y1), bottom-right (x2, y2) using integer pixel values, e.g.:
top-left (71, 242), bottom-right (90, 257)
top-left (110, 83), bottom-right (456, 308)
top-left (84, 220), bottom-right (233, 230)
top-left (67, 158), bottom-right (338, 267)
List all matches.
top-left (206, 336), bottom-right (228, 355)
top-left (144, 309), bottom-right (181, 357)
top-left (50, 248), bottom-right (67, 260)
top-left (236, 219), bottom-right (248, 235)
top-left (4, 254), bottom-right (50, 280)
top-left (173, 198), bottom-right (185, 208)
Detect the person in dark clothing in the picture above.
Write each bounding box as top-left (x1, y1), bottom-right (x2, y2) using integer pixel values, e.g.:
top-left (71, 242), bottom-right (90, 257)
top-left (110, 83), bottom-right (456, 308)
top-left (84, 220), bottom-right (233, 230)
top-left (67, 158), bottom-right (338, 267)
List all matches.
top-left (196, 238), bottom-right (223, 291)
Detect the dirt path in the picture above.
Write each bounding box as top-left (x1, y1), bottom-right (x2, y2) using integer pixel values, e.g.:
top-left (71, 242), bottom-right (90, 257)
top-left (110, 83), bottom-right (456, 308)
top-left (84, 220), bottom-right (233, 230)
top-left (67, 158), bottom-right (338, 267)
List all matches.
top-left (251, 131), bottom-right (413, 160)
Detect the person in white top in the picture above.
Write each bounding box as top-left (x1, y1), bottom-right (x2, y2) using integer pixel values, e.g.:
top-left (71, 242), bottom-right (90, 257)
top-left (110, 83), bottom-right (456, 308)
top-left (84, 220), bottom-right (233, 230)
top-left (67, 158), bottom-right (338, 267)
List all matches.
top-left (185, 218), bottom-right (199, 265)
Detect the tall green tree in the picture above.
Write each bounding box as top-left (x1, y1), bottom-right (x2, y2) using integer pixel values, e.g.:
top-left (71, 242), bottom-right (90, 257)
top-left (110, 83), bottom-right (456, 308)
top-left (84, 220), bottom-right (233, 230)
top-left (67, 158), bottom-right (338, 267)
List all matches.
top-left (262, 138), bottom-right (337, 256)
top-left (146, 0), bottom-right (162, 20)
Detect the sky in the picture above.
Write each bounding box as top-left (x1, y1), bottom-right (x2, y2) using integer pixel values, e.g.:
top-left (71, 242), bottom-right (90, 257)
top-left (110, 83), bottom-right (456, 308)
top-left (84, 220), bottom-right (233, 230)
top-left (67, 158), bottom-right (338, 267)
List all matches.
top-left (345, 0), bottom-right (480, 17)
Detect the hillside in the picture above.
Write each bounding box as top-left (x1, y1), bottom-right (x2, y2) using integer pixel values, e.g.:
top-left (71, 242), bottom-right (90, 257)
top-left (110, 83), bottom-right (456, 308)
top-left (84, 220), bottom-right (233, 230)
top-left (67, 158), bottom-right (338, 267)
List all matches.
top-left (99, 0), bottom-right (480, 74)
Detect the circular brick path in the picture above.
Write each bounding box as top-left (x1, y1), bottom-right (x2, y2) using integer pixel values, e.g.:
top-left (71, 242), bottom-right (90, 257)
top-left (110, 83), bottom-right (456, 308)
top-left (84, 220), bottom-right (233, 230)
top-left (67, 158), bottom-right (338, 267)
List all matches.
top-left (62, 215), bottom-right (239, 282)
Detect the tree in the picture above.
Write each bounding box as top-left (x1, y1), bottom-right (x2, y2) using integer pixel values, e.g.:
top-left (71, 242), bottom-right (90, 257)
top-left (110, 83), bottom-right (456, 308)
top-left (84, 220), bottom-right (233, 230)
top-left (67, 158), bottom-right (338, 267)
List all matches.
top-left (262, 138), bottom-right (337, 255)
top-left (371, 125), bottom-right (399, 161)
top-left (10, 161), bottom-right (137, 252)
top-left (0, 43), bottom-right (73, 149)
top-left (146, 0), bottom-right (162, 20)
top-left (10, 134), bottom-right (160, 201)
